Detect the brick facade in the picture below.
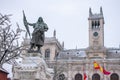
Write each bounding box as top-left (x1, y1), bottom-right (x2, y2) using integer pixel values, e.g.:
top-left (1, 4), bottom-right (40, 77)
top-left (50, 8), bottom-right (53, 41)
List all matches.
top-left (0, 68), bottom-right (9, 80)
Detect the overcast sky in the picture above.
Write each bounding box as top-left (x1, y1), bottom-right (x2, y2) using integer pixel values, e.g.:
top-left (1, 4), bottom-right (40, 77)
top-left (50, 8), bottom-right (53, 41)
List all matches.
top-left (1, 0), bottom-right (120, 78)
top-left (0, 0), bottom-right (120, 49)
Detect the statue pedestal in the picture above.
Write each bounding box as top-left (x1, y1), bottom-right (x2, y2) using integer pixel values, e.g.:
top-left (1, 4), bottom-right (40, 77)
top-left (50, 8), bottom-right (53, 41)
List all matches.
top-left (25, 52), bottom-right (42, 57)
top-left (13, 52), bottom-right (53, 80)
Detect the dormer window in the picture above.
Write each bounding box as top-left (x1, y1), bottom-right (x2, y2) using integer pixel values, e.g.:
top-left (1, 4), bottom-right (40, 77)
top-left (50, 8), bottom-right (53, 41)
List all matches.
top-left (67, 52), bottom-right (69, 54)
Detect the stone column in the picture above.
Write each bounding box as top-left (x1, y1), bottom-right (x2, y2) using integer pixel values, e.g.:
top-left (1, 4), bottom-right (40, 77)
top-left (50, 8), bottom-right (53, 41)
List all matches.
top-left (68, 63), bottom-right (72, 80)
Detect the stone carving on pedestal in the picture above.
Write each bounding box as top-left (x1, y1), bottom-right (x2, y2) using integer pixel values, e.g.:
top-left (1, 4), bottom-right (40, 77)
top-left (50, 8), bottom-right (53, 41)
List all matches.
top-left (13, 53), bottom-right (53, 80)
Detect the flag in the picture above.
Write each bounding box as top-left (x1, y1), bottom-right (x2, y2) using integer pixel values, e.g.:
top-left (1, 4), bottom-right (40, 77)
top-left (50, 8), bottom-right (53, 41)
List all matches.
top-left (99, 66), bottom-right (103, 72)
top-left (103, 68), bottom-right (111, 75)
top-left (84, 73), bottom-right (87, 80)
top-left (93, 61), bottom-right (111, 75)
top-left (94, 61), bottom-right (100, 69)
top-left (23, 10), bottom-right (31, 39)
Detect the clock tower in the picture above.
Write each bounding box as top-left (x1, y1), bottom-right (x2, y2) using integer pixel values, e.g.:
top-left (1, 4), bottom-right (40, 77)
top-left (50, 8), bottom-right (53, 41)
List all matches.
top-left (88, 7), bottom-right (104, 49)
top-left (87, 7), bottom-right (107, 58)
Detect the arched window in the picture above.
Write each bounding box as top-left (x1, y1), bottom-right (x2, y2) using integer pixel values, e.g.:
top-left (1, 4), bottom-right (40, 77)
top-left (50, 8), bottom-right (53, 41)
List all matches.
top-left (92, 73), bottom-right (100, 80)
top-left (58, 74), bottom-right (65, 80)
top-left (45, 49), bottom-right (50, 59)
top-left (97, 21), bottom-right (100, 27)
top-left (96, 20), bottom-right (100, 29)
top-left (55, 49), bottom-right (58, 57)
top-left (92, 21), bottom-right (94, 29)
top-left (95, 21), bottom-right (97, 28)
top-left (110, 73), bottom-right (119, 80)
top-left (75, 73), bottom-right (82, 80)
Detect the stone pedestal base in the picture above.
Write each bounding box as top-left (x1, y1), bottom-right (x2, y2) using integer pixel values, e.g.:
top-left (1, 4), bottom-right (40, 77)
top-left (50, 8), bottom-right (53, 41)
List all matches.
top-left (13, 52), bottom-right (53, 80)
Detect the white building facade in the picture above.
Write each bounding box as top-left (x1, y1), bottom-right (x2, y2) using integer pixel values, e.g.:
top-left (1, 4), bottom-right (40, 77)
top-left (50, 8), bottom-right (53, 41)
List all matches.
top-left (42, 7), bottom-right (120, 80)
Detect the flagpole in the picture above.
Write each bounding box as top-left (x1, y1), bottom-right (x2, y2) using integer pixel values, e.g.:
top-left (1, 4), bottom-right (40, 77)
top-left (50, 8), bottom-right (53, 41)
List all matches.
top-left (86, 58), bottom-right (89, 80)
top-left (103, 58), bottom-right (106, 80)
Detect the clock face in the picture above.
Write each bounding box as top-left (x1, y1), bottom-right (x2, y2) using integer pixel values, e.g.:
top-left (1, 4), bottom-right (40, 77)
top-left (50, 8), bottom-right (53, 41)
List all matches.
top-left (93, 32), bottom-right (98, 37)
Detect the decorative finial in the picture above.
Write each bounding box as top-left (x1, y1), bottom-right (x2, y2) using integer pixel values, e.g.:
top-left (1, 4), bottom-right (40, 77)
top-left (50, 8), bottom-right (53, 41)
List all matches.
top-left (53, 29), bottom-right (56, 38)
top-left (100, 7), bottom-right (103, 15)
top-left (62, 41), bottom-right (64, 49)
top-left (89, 7), bottom-right (92, 16)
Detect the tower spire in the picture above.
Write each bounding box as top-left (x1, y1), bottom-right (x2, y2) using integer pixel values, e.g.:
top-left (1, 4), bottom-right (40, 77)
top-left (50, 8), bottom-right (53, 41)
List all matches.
top-left (100, 7), bottom-right (103, 15)
top-left (53, 29), bottom-right (56, 38)
top-left (62, 41), bottom-right (64, 49)
top-left (89, 7), bottom-right (92, 16)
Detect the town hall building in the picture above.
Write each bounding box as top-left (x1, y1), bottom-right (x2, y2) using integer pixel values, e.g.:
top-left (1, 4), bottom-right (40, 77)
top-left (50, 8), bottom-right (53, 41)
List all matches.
top-left (13, 7), bottom-right (120, 80)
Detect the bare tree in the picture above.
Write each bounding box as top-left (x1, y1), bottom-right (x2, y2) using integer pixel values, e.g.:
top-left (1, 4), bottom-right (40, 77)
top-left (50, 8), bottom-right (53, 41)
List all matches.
top-left (0, 13), bottom-right (24, 66)
top-left (53, 58), bottom-right (66, 80)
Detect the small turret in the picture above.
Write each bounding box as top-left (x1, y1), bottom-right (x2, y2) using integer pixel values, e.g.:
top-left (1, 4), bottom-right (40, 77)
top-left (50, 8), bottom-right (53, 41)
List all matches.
top-left (100, 7), bottom-right (103, 15)
top-left (62, 41), bottom-right (64, 49)
top-left (89, 7), bottom-right (92, 16)
top-left (53, 29), bottom-right (56, 38)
